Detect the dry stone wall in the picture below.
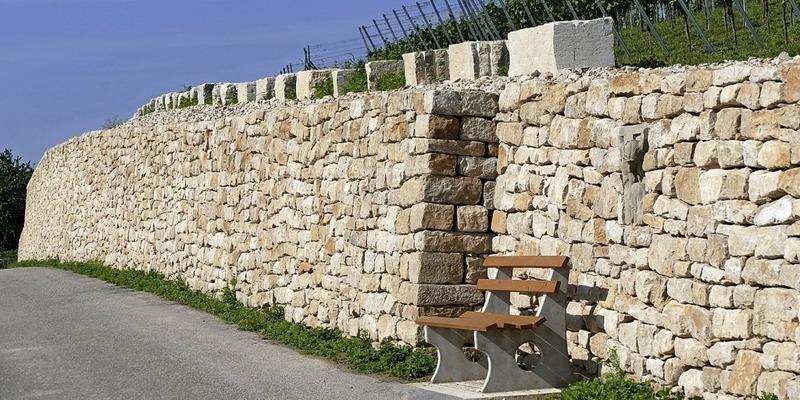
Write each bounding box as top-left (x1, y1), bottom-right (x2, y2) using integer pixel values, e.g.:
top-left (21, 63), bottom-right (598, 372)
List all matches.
top-left (19, 89), bottom-right (500, 346)
top-left (19, 50), bottom-right (800, 397)
top-left (492, 59), bottom-right (800, 398)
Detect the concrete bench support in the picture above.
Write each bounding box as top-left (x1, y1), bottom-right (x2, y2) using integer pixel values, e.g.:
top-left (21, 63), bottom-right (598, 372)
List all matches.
top-left (365, 60), bottom-right (404, 91)
top-left (403, 49), bottom-right (449, 86)
top-left (236, 82), bottom-right (256, 104)
top-left (449, 41), bottom-right (508, 80)
top-left (297, 70), bottom-right (335, 100)
top-left (275, 73), bottom-right (297, 101)
top-left (508, 17), bottom-right (614, 77)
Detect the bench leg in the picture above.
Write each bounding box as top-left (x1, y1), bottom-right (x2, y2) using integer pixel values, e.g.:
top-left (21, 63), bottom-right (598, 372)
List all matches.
top-left (425, 326), bottom-right (488, 384)
top-left (475, 328), bottom-right (572, 393)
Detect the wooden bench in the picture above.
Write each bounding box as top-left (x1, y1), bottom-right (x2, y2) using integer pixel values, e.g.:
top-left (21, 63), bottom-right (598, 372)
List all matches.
top-left (416, 255), bottom-right (572, 393)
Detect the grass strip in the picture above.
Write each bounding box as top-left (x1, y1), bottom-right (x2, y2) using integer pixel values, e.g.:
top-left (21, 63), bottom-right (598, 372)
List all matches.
top-left (4, 259), bottom-right (436, 380)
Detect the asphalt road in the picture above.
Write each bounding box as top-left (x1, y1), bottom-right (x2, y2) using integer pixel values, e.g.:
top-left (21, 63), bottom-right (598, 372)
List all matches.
top-left (0, 267), bottom-right (452, 400)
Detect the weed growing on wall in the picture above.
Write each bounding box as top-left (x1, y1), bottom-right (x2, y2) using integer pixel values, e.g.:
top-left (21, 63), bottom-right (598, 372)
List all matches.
top-left (375, 73), bottom-right (405, 91)
top-left (4, 259), bottom-right (437, 380)
top-left (313, 77), bottom-right (334, 98)
top-left (285, 86), bottom-right (297, 101)
top-left (225, 90), bottom-right (238, 106)
top-left (341, 63), bottom-right (368, 95)
top-left (101, 117), bottom-right (125, 129)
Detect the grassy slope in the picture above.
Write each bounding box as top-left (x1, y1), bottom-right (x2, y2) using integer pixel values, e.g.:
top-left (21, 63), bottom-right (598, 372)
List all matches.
top-left (617, 0), bottom-right (800, 66)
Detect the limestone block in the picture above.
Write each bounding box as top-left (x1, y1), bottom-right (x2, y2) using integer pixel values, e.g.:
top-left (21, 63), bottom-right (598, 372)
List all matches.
top-left (448, 41), bottom-right (509, 80)
top-left (712, 309), bottom-right (752, 339)
top-left (408, 203), bottom-right (454, 231)
top-left (414, 114), bottom-right (460, 139)
top-left (728, 350), bottom-right (762, 396)
top-left (398, 175), bottom-right (483, 206)
top-left (236, 82), bottom-right (256, 104)
top-left (460, 117), bottom-right (498, 142)
top-left (422, 90), bottom-right (499, 117)
top-left (331, 69), bottom-right (356, 97)
top-left (456, 206), bottom-right (489, 232)
top-left (217, 84), bottom-right (236, 106)
top-left (274, 73), bottom-right (297, 101)
top-left (403, 49), bottom-right (449, 86)
top-left (415, 284), bottom-right (484, 306)
top-left (675, 338), bottom-right (708, 367)
top-left (404, 252), bottom-right (464, 284)
top-left (413, 231), bottom-right (493, 253)
top-left (365, 60), bottom-right (404, 91)
top-left (753, 288), bottom-right (799, 341)
top-left (255, 77), bottom-right (275, 100)
top-left (507, 18), bottom-right (614, 77)
top-left (296, 69), bottom-right (334, 100)
top-left (195, 83), bottom-right (214, 106)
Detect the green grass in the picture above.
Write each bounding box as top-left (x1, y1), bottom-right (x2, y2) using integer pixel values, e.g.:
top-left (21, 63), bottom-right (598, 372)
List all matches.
top-left (616, 0), bottom-right (800, 66)
top-left (341, 63), bottom-right (368, 95)
top-left (375, 73), bottom-right (406, 91)
top-left (285, 86), bottom-right (297, 101)
top-left (225, 89), bottom-right (239, 106)
top-left (101, 117), bottom-right (125, 129)
top-left (313, 77), bottom-right (335, 98)
top-left (3, 259), bottom-right (436, 380)
top-left (0, 250), bottom-right (17, 268)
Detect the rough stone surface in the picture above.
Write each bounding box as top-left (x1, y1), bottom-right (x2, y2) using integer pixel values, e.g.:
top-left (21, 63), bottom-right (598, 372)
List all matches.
top-left (366, 60), bottom-right (404, 92)
top-left (508, 18), bottom-right (614, 77)
top-left (448, 41), bottom-right (509, 81)
top-left (23, 57), bottom-right (800, 398)
top-left (404, 49), bottom-right (449, 86)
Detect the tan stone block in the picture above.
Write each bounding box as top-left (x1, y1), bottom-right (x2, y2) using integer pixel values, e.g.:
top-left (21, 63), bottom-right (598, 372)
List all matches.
top-left (674, 168), bottom-right (702, 205)
top-left (456, 206), bottom-right (489, 233)
top-left (663, 301), bottom-right (713, 344)
top-left (609, 73), bottom-right (640, 95)
top-left (413, 231), bottom-right (493, 253)
top-left (728, 350), bottom-right (763, 396)
top-left (648, 235), bottom-right (687, 277)
top-left (398, 175), bottom-right (483, 206)
top-left (758, 140), bottom-right (792, 169)
top-left (714, 108), bottom-right (742, 139)
top-left (753, 288), bottom-right (800, 341)
top-left (749, 170), bottom-right (784, 202)
top-left (490, 210), bottom-right (507, 233)
top-left (415, 284), bottom-right (484, 306)
top-left (712, 309), bottom-right (752, 339)
top-left (675, 338), bottom-right (708, 367)
top-left (781, 62), bottom-right (800, 103)
top-left (405, 252), bottom-right (464, 284)
top-left (460, 117), bottom-right (497, 143)
top-left (779, 168), bottom-right (800, 197)
top-left (414, 114), bottom-right (460, 139)
top-left (757, 371), bottom-right (795, 400)
top-left (686, 68), bottom-right (713, 92)
top-left (408, 203), bottom-right (454, 231)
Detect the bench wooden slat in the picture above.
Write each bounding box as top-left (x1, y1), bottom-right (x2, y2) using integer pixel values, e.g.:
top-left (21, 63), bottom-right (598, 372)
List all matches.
top-left (483, 255), bottom-right (569, 268)
top-left (476, 279), bottom-right (560, 294)
top-left (416, 312), bottom-right (545, 332)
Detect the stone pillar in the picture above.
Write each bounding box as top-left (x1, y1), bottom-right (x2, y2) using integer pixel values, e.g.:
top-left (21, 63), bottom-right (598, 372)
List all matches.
top-left (332, 69), bottom-right (356, 97)
top-left (218, 83), bottom-right (237, 106)
top-left (236, 82), bottom-right (256, 104)
top-left (275, 73), bottom-right (297, 101)
top-left (449, 41), bottom-right (509, 80)
top-left (507, 17), bottom-right (614, 77)
top-left (296, 69), bottom-right (335, 100)
top-left (403, 49), bottom-right (450, 86)
top-left (365, 60), bottom-right (404, 91)
top-left (255, 77), bottom-right (275, 101)
top-left (196, 84), bottom-right (214, 106)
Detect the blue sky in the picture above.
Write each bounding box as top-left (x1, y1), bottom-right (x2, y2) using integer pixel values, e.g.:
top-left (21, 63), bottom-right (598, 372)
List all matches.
top-left (0, 0), bottom-right (408, 164)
